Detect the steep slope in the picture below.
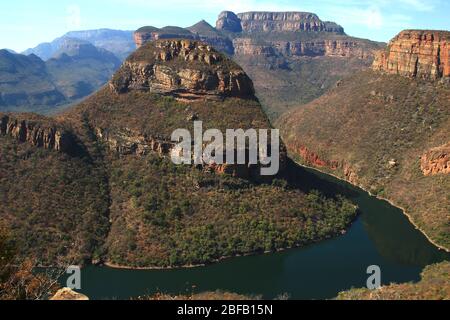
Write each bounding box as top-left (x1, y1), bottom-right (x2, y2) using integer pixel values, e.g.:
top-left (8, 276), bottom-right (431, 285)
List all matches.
top-left (0, 113), bottom-right (110, 265)
top-left (56, 39), bottom-right (357, 268)
top-left (277, 30), bottom-right (450, 250)
top-left (0, 50), bottom-right (66, 112)
top-left (46, 39), bottom-right (121, 100)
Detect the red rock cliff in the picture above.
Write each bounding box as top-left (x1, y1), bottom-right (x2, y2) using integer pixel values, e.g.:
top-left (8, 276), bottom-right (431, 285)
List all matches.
top-left (373, 30), bottom-right (450, 79)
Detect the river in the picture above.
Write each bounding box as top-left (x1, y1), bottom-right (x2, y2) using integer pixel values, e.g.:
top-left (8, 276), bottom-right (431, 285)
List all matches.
top-left (69, 164), bottom-right (449, 300)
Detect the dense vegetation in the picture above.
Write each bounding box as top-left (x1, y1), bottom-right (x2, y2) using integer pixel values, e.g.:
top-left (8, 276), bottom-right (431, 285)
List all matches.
top-left (337, 261), bottom-right (450, 300)
top-left (277, 70), bottom-right (450, 249)
top-left (64, 87), bottom-right (358, 268)
top-left (104, 153), bottom-right (356, 267)
top-left (0, 134), bottom-right (110, 265)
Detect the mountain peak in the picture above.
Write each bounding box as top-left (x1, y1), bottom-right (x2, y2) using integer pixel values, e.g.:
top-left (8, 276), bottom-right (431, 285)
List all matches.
top-left (110, 39), bottom-right (254, 101)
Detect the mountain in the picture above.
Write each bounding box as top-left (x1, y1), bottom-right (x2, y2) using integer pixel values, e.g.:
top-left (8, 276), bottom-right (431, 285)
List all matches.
top-left (186, 20), bottom-right (234, 55)
top-left (64, 29), bottom-right (136, 61)
top-left (24, 29), bottom-right (135, 61)
top-left (1, 39), bottom-right (121, 112)
top-left (277, 30), bottom-right (450, 250)
top-left (46, 39), bottom-right (121, 100)
top-left (0, 50), bottom-right (66, 112)
top-left (135, 11), bottom-right (385, 121)
top-left (0, 39), bottom-right (357, 267)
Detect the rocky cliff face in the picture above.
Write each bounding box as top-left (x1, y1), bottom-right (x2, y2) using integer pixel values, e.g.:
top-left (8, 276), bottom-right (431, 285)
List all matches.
top-left (235, 12), bottom-right (345, 33)
top-left (110, 39), bottom-right (255, 101)
top-left (96, 127), bottom-right (174, 157)
top-left (373, 30), bottom-right (450, 79)
top-left (216, 11), bottom-right (344, 34)
top-left (0, 114), bottom-right (74, 152)
top-left (233, 38), bottom-right (374, 59)
top-left (421, 142), bottom-right (450, 176)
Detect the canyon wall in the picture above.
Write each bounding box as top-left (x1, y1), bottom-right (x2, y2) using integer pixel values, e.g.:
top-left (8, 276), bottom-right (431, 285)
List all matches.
top-left (373, 30), bottom-right (450, 79)
top-left (233, 38), bottom-right (374, 59)
top-left (0, 114), bottom-right (74, 152)
top-left (216, 11), bottom-right (344, 34)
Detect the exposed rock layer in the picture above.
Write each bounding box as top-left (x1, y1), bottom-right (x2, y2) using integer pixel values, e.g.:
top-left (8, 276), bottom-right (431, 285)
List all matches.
top-left (421, 142), bottom-right (450, 176)
top-left (233, 38), bottom-right (374, 59)
top-left (110, 39), bottom-right (255, 100)
top-left (235, 12), bottom-right (345, 33)
top-left (216, 11), bottom-right (344, 34)
top-left (373, 30), bottom-right (450, 79)
top-left (0, 114), bottom-right (74, 152)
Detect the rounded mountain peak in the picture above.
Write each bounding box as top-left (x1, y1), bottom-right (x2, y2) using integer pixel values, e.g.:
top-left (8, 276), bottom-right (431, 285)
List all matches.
top-left (110, 39), bottom-right (255, 101)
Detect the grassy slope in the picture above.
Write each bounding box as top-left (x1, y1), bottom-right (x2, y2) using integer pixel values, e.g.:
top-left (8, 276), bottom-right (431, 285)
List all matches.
top-left (337, 261), bottom-right (450, 300)
top-left (277, 70), bottom-right (450, 249)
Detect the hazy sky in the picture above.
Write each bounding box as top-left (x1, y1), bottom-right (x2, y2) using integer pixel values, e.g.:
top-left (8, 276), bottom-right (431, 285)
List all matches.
top-left (1, 0), bottom-right (449, 52)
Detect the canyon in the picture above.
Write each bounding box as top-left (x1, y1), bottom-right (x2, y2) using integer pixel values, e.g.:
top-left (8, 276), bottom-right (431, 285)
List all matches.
top-left (277, 29), bottom-right (450, 251)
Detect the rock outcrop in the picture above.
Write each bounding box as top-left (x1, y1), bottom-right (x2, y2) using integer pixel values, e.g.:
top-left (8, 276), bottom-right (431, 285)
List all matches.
top-left (235, 12), bottom-right (345, 34)
top-left (216, 11), bottom-right (344, 34)
top-left (110, 39), bottom-right (255, 101)
top-left (216, 11), bottom-right (243, 33)
top-left (373, 30), bottom-right (450, 79)
top-left (96, 127), bottom-right (174, 156)
top-left (50, 288), bottom-right (89, 300)
top-left (0, 114), bottom-right (74, 152)
top-left (421, 142), bottom-right (450, 176)
top-left (233, 38), bottom-right (374, 59)
top-left (134, 26), bottom-right (198, 48)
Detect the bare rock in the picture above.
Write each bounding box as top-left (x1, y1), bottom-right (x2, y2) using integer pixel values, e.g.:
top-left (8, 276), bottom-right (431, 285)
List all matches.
top-left (50, 288), bottom-right (89, 300)
top-left (421, 142), bottom-right (450, 175)
top-left (110, 39), bottom-right (255, 101)
top-left (373, 30), bottom-right (450, 79)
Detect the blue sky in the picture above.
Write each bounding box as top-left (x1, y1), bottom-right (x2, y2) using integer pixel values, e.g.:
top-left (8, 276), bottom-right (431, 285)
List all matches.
top-left (1, 0), bottom-right (449, 52)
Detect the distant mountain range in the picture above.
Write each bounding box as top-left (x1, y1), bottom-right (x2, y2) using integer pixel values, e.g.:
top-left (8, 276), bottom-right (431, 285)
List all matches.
top-left (0, 40), bottom-right (121, 113)
top-left (23, 29), bottom-right (135, 61)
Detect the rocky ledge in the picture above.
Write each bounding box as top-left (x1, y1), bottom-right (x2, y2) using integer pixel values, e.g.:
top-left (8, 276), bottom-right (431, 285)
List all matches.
top-left (0, 113), bottom-right (74, 153)
top-left (421, 142), bottom-right (450, 176)
top-left (373, 30), bottom-right (450, 79)
top-left (110, 39), bottom-right (255, 101)
top-left (233, 38), bottom-right (374, 59)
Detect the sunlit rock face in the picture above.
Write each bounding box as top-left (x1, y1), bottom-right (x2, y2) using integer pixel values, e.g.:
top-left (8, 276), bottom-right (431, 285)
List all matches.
top-left (373, 30), bottom-right (450, 80)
